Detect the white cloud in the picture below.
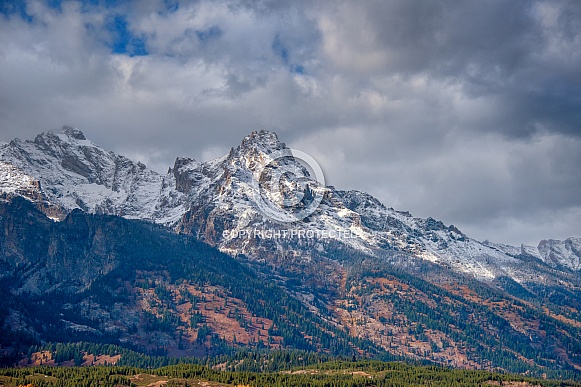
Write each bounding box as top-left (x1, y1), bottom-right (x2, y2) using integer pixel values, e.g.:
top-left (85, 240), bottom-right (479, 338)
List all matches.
top-left (0, 0), bottom-right (579, 246)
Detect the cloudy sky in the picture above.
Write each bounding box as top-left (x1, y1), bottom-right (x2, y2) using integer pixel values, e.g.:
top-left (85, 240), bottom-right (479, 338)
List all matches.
top-left (1, 0), bottom-right (580, 246)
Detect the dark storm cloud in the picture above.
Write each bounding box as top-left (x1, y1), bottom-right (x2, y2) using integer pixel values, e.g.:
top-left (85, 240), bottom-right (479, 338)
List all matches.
top-left (317, 0), bottom-right (581, 138)
top-left (0, 0), bottom-right (580, 245)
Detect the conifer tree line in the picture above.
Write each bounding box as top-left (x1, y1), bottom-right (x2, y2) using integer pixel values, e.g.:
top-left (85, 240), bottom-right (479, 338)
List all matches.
top-left (1, 361), bottom-right (581, 387)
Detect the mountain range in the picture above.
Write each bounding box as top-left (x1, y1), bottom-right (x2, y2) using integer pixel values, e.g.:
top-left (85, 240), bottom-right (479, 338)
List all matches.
top-left (1, 127), bottom-right (580, 377)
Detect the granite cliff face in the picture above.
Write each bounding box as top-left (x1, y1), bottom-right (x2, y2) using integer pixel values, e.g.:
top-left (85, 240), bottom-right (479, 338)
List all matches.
top-left (0, 197), bottom-right (120, 294)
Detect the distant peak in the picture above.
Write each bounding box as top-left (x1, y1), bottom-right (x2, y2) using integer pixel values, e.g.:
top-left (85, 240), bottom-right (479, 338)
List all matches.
top-left (61, 126), bottom-right (86, 140)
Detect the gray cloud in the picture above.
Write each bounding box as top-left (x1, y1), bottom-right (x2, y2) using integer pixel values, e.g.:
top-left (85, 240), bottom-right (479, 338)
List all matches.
top-left (0, 0), bottom-right (580, 246)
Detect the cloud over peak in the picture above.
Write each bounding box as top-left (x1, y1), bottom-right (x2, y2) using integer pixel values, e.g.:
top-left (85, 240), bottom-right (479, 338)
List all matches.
top-left (1, 0), bottom-right (580, 245)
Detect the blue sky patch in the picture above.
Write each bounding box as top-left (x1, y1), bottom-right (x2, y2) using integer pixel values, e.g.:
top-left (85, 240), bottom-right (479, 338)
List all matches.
top-left (47, 0), bottom-right (62, 12)
top-left (0, 0), bottom-right (33, 22)
top-left (106, 13), bottom-right (148, 56)
top-left (273, 35), bottom-right (306, 75)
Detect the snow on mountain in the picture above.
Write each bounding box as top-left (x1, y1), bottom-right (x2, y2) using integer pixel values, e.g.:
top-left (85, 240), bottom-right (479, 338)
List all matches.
top-left (0, 161), bottom-right (40, 198)
top-left (538, 238), bottom-right (581, 271)
top-left (482, 239), bottom-right (581, 272)
top-left (521, 244), bottom-right (544, 261)
top-left (0, 127), bottom-right (189, 224)
top-left (0, 127), bottom-right (579, 284)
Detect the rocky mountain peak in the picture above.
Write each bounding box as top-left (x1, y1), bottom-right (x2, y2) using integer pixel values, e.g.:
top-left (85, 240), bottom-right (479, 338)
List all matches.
top-left (221, 130), bottom-right (289, 177)
top-left (32, 126), bottom-right (88, 148)
top-left (240, 130), bottom-right (284, 152)
top-left (61, 126), bottom-right (87, 140)
top-left (172, 157), bottom-right (200, 193)
top-left (235, 130), bottom-right (287, 163)
top-left (0, 126), bottom-right (579, 283)
top-left (173, 156), bottom-right (197, 170)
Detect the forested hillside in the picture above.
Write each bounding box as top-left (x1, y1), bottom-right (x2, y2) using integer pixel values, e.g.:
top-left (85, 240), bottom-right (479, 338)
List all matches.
top-left (1, 196), bottom-right (581, 378)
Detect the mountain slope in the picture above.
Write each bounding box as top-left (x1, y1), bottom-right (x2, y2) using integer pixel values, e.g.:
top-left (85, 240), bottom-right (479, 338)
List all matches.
top-left (1, 127), bottom-right (581, 376)
top-left (0, 197), bottom-right (383, 359)
top-left (1, 196), bottom-right (581, 376)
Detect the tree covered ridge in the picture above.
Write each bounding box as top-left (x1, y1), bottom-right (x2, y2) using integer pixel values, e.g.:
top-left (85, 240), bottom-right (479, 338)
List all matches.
top-left (13, 342), bottom-right (581, 382)
top-left (1, 360), bottom-right (581, 387)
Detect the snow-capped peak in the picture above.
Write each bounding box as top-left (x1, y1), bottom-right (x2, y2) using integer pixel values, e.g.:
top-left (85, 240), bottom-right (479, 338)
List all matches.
top-left (61, 126), bottom-right (87, 140)
top-left (0, 127), bottom-right (175, 221)
top-left (239, 130), bottom-right (284, 154)
top-left (0, 127), bottom-right (579, 285)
